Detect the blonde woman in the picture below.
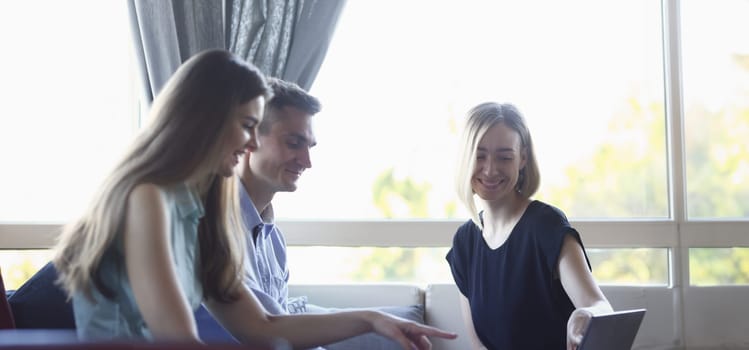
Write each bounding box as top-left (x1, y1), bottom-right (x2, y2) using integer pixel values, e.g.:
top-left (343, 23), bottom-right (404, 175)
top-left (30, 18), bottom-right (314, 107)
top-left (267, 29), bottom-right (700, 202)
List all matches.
top-left (446, 102), bottom-right (612, 350)
top-left (53, 49), bottom-right (456, 349)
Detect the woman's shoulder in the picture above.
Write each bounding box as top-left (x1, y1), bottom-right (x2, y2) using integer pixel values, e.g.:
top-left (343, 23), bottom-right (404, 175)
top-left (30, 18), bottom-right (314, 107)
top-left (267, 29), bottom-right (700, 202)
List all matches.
top-left (129, 183), bottom-right (167, 205)
top-left (449, 219), bottom-right (481, 259)
top-left (452, 219), bottom-right (480, 242)
top-left (524, 200), bottom-right (572, 231)
top-left (528, 200), bottom-right (569, 219)
top-left (129, 182), bottom-right (194, 203)
top-left (457, 218), bottom-right (480, 234)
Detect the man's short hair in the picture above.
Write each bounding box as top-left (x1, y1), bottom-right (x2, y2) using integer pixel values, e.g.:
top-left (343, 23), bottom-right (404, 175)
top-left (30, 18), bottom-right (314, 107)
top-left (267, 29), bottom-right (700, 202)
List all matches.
top-left (259, 77), bottom-right (321, 134)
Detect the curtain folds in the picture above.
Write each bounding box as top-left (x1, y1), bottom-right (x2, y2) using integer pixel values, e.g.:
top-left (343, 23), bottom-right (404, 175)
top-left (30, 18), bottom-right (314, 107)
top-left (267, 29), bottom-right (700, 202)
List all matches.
top-left (226, 0), bottom-right (346, 90)
top-left (128, 0), bottom-right (346, 102)
top-left (282, 0), bottom-right (346, 90)
top-left (128, 0), bottom-right (224, 103)
top-left (227, 0), bottom-right (297, 79)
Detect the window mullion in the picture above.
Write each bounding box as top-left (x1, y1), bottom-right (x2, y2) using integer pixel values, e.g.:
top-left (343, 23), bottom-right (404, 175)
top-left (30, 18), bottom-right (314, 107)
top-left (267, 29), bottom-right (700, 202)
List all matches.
top-left (662, 0), bottom-right (687, 347)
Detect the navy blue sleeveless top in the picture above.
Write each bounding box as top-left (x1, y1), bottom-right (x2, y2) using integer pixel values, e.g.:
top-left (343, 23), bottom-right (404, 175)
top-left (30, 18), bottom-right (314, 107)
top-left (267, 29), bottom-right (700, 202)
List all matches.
top-left (446, 200), bottom-right (590, 350)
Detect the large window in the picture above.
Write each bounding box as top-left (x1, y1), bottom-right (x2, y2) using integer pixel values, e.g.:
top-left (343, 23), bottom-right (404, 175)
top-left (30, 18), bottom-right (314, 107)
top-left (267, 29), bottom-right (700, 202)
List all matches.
top-left (278, 0), bottom-right (671, 285)
top-left (274, 0), bottom-right (667, 220)
top-left (0, 0), bottom-right (136, 223)
top-left (0, 1), bottom-right (135, 289)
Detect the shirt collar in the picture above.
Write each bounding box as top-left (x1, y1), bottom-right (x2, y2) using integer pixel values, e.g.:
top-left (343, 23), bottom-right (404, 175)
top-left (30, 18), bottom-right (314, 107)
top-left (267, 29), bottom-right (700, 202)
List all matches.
top-left (239, 178), bottom-right (275, 238)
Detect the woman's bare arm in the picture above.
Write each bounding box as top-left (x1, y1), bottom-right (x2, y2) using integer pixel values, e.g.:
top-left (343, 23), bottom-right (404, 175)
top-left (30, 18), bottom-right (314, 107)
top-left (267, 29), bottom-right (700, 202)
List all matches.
top-left (124, 183), bottom-right (199, 341)
top-left (558, 234), bottom-right (614, 349)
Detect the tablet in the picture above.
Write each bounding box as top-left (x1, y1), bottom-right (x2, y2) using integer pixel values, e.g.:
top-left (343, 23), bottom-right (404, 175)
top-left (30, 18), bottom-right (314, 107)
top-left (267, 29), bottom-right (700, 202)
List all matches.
top-left (578, 308), bottom-right (646, 350)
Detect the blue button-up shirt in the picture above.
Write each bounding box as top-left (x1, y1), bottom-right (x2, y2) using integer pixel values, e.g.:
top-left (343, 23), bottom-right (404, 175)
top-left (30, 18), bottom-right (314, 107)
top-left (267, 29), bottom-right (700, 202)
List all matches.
top-left (240, 184), bottom-right (290, 315)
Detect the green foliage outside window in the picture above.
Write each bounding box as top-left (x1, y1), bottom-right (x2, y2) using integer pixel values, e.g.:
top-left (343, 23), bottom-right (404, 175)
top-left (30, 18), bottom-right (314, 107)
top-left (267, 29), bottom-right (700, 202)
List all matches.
top-left (540, 97), bottom-right (668, 218)
top-left (690, 248), bottom-right (749, 285)
top-left (588, 248), bottom-right (669, 285)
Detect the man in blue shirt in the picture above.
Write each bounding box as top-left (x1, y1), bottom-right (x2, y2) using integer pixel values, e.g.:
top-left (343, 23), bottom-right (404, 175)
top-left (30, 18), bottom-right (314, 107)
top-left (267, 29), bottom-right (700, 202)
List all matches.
top-left (237, 77), bottom-right (319, 315)
top-left (193, 78), bottom-right (320, 343)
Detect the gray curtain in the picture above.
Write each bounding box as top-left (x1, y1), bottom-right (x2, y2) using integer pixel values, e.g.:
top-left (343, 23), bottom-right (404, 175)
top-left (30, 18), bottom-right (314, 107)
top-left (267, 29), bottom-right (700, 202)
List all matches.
top-left (129, 0), bottom-right (346, 103)
top-left (128, 0), bottom-right (225, 103)
top-left (227, 0), bottom-right (346, 90)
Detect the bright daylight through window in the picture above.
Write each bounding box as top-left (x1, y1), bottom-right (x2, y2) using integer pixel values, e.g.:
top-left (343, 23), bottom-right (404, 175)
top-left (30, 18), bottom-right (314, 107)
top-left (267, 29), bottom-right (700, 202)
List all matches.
top-left (275, 1), bottom-right (667, 220)
top-left (280, 0), bottom-right (675, 286)
top-left (0, 1), bottom-right (134, 289)
top-left (1, 0), bottom-right (747, 289)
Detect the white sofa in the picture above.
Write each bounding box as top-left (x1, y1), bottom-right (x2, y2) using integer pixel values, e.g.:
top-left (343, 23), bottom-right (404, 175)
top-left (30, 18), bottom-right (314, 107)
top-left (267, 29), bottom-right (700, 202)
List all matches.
top-left (290, 283), bottom-right (682, 350)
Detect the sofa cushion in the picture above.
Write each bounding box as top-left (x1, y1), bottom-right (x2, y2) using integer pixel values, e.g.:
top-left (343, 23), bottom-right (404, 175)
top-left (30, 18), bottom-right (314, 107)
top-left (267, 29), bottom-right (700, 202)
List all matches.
top-left (7, 262), bottom-right (75, 329)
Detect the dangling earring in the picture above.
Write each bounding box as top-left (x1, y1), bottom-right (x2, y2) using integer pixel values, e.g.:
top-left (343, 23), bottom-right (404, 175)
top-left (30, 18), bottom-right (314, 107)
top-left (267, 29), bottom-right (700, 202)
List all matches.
top-left (516, 168), bottom-right (525, 193)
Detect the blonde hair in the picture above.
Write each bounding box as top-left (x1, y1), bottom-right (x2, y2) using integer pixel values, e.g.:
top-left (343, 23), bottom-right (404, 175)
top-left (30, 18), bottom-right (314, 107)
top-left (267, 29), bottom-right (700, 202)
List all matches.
top-left (455, 102), bottom-right (540, 229)
top-left (53, 50), bottom-right (271, 302)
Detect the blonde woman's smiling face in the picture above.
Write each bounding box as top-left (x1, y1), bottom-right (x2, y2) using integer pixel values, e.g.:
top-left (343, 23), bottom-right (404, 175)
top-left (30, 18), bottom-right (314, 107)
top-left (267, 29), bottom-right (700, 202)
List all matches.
top-left (471, 122), bottom-right (526, 202)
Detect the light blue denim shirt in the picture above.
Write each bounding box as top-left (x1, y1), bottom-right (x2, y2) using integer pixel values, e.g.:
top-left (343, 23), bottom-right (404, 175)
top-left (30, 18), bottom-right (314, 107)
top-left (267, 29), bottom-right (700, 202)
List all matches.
top-left (73, 183), bottom-right (204, 341)
top-left (240, 184), bottom-right (290, 315)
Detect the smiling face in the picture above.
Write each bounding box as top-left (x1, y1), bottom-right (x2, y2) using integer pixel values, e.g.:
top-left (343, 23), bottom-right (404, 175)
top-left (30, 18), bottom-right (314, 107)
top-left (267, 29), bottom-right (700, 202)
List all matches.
top-left (217, 96), bottom-right (265, 177)
top-left (471, 122), bottom-right (527, 202)
top-left (247, 105), bottom-right (316, 194)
